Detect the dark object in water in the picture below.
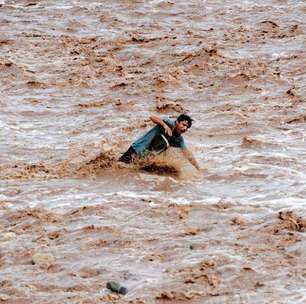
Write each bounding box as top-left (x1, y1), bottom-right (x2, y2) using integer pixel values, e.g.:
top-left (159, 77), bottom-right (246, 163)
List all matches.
top-left (148, 133), bottom-right (170, 154)
top-left (106, 281), bottom-right (128, 295)
top-left (141, 163), bottom-right (179, 175)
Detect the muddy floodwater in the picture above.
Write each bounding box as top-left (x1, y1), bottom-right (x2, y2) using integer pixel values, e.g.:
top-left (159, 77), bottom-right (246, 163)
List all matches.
top-left (0, 0), bottom-right (305, 303)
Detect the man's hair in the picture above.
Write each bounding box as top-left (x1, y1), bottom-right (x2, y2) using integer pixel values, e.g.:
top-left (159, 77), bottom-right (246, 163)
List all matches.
top-left (177, 114), bottom-right (193, 128)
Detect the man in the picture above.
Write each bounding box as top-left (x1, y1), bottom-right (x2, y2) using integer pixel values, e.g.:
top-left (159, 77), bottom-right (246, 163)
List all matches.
top-left (119, 114), bottom-right (201, 170)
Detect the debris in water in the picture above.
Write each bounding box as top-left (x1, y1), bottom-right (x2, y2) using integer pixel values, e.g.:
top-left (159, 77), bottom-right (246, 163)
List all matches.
top-left (106, 281), bottom-right (128, 295)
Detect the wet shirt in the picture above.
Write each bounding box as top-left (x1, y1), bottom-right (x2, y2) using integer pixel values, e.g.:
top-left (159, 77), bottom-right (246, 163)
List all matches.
top-left (131, 117), bottom-right (186, 155)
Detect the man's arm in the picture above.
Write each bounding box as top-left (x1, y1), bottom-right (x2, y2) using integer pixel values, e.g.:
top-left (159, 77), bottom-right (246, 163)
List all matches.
top-left (182, 148), bottom-right (201, 170)
top-left (150, 115), bottom-right (172, 136)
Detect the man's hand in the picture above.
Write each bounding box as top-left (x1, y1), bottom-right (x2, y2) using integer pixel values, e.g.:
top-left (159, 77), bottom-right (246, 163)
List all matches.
top-left (150, 115), bottom-right (172, 136)
top-left (182, 149), bottom-right (201, 170)
top-left (163, 124), bottom-right (172, 137)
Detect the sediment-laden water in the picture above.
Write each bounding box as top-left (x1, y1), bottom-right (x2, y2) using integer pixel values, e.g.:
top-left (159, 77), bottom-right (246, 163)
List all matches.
top-left (0, 0), bottom-right (305, 303)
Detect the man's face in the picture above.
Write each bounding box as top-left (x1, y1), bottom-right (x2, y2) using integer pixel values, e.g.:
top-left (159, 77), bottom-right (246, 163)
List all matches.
top-left (176, 120), bottom-right (189, 134)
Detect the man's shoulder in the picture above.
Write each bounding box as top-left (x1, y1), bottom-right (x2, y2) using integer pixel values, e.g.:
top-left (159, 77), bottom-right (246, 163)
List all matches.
top-left (162, 117), bottom-right (175, 127)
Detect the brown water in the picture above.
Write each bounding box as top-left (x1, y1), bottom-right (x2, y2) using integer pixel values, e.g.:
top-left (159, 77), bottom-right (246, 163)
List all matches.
top-left (0, 0), bottom-right (305, 303)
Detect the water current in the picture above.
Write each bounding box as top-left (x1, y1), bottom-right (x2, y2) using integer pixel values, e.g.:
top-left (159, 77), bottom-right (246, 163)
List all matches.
top-left (0, 0), bottom-right (305, 303)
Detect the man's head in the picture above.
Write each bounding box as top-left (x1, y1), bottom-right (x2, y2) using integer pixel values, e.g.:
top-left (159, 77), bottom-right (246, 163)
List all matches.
top-left (175, 114), bottom-right (193, 134)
